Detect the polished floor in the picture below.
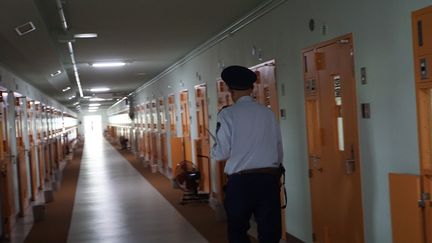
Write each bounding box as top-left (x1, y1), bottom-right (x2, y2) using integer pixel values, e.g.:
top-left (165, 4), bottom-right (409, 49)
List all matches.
top-left (66, 132), bottom-right (207, 243)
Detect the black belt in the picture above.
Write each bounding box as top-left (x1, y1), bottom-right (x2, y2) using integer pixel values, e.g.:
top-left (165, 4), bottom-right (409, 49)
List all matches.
top-left (229, 167), bottom-right (281, 177)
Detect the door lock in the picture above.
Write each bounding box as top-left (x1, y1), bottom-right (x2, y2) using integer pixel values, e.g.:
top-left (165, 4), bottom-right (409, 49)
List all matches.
top-left (345, 159), bottom-right (355, 175)
top-left (418, 192), bottom-right (431, 208)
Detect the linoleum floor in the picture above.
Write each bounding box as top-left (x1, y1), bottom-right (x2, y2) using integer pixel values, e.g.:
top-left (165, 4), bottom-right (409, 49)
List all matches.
top-left (67, 134), bottom-right (207, 243)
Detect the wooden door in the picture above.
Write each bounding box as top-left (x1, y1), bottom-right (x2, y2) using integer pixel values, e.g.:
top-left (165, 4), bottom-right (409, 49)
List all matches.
top-left (144, 102), bottom-right (152, 161)
top-left (159, 98), bottom-right (168, 170)
top-left (412, 6), bottom-right (432, 243)
top-left (215, 80), bottom-right (232, 201)
top-left (195, 84), bottom-right (211, 193)
top-left (0, 94), bottom-right (15, 240)
top-left (180, 91), bottom-right (192, 162)
top-left (303, 34), bottom-right (364, 243)
top-left (15, 99), bottom-right (29, 216)
top-left (168, 94), bottom-right (184, 173)
top-left (151, 100), bottom-right (158, 163)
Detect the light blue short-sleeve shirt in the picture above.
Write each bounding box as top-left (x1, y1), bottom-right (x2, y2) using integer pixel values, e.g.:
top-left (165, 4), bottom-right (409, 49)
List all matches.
top-left (211, 96), bottom-right (283, 175)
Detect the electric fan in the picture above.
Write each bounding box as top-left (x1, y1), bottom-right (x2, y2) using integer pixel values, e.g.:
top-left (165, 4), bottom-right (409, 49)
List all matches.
top-left (174, 160), bottom-right (209, 205)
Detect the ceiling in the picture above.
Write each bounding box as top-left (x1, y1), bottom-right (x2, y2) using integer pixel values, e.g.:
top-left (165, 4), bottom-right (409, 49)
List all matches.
top-left (0, 0), bottom-right (266, 111)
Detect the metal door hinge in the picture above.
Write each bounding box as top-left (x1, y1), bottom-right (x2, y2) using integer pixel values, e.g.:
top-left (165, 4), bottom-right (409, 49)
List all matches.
top-left (418, 192), bottom-right (431, 208)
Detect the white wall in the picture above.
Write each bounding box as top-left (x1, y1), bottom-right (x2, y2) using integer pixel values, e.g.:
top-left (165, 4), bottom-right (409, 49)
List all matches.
top-left (107, 0), bottom-right (431, 242)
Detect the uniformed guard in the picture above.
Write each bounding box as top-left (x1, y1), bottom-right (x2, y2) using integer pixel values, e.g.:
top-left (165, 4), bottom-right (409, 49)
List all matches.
top-left (211, 65), bottom-right (284, 243)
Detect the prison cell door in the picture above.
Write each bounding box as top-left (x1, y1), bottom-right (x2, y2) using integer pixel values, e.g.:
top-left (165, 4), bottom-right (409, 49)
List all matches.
top-left (36, 104), bottom-right (45, 188)
top-left (159, 97), bottom-right (168, 172)
top-left (194, 84), bottom-right (211, 193)
top-left (26, 101), bottom-right (38, 201)
top-left (144, 102), bottom-right (152, 161)
top-left (250, 60), bottom-right (286, 239)
top-left (0, 93), bottom-right (15, 240)
top-left (180, 91), bottom-right (192, 162)
top-left (151, 100), bottom-right (159, 163)
top-left (137, 105), bottom-right (144, 159)
top-left (412, 6), bottom-right (432, 243)
top-left (215, 80), bottom-right (232, 201)
top-left (303, 34), bottom-right (364, 243)
top-left (43, 107), bottom-right (52, 178)
top-left (15, 98), bottom-right (29, 217)
top-left (168, 95), bottom-right (184, 173)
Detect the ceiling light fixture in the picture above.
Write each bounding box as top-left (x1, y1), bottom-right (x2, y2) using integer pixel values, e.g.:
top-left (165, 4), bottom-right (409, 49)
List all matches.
top-left (50, 70), bottom-right (62, 77)
top-left (89, 87), bottom-right (110, 92)
top-left (89, 97), bottom-right (106, 102)
top-left (74, 33), bottom-right (98, 38)
top-left (88, 110), bottom-right (97, 112)
top-left (15, 22), bottom-right (36, 36)
top-left (91, 62), bottom-right (126, 68)
top-left (68, 95), bottom-right (75, 100)
top-left (68, 41), bottom-right (84, 97)
top-left (62, 86), bottom-right (71, 92)
top-left (89, 103), bottom-right (101, 107)
top-left (73, 102), bottom-right (79, 106)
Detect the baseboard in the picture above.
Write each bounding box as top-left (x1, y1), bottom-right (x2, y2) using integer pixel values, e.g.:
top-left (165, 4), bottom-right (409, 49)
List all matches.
top-left (285, 232), bottom-right (305, 243)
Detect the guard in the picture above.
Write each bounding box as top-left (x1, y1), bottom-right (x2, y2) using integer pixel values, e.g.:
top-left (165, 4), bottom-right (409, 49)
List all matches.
top-left (211, 65), bottom-right (284, 243)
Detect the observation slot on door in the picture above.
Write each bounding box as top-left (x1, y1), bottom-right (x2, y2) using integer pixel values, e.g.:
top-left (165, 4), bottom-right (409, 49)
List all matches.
top-left (334, 75), bottom-right (344, 151)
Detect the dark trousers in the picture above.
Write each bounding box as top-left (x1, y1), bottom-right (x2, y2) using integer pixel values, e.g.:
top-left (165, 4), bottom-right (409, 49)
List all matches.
top-left (224, 173), bottom-right (281, 243)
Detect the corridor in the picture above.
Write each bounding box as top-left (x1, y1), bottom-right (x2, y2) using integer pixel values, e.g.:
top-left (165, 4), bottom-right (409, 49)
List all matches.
top-left (67, 134), bottom-right (207, 243)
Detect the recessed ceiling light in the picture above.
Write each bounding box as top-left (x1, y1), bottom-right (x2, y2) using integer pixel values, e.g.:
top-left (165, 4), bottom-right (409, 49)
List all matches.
top-left (62, 86), bottom-right (71, 92)
top-left (89, 103), bottom-right (101, 107)
top-left (15, 22), bottom-right (36, 36)
top-left (51, 70), bottom-right (62, 77)
top-left (90, 87), bottom-right (110, 92)
top-left (91, 62), bottom-right (126, 68)
top-left (74, 33), bottom-right (98, 38)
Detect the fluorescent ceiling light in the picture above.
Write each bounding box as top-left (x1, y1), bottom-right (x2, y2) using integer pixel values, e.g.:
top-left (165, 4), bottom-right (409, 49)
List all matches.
top-left (68, 95), bottom-right (75, 100)
top-left (91, 62), bottom-right (126, 68)
top-left (88, 107), bottom-right (99, 110)
top-left (88, 110), bottom-right (97, 112)
top-left (34, 101), bottom-right (40, 104)
top-left (89, 103), bottom-right (101, 107)
top-left (50, 70), bottom-right (62, 77)
top-left (14, 92), bottom-right (23, 97)
top-left (74, 33), bottom-right (98, 38)
top-left (90, 87), bottom-right (110, 92)
top-left (73, 102), bottom-right (79, 106)
top-left (62, 86), bottom-right (71, 92)
top-left (89, 98), bottom-right (106, 101)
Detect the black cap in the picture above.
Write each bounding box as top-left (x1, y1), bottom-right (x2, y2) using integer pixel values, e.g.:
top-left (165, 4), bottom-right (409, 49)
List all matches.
top-left (221, 65), bottom-right (256, 90)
